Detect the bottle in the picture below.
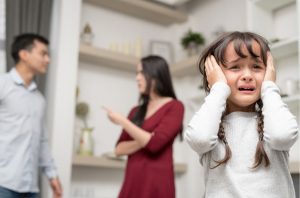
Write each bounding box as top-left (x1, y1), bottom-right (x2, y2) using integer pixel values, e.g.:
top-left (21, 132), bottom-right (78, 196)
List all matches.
top-left (78, 128), bottom-right (94, 156)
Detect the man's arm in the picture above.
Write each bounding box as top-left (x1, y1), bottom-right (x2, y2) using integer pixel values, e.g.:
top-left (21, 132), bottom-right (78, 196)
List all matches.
top-left (39, 108), bottom-right (63, 197)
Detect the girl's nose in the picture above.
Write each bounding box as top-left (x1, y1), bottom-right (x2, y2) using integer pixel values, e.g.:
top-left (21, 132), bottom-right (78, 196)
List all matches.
top-left (241, 69), bottom-right (253, 82)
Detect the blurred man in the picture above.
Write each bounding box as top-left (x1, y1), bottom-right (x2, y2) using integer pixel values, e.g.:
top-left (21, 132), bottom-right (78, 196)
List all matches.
top-left (0, 33), bottom-right (62, 198)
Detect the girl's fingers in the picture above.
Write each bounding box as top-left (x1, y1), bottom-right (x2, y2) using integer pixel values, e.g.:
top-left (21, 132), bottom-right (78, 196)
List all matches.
top-left (265, 51), bottom-right (276, 82)
top-left (267, 52), bottom-right (274, 69)
top-left (210, 55), bottom-right (218, 68)
top-left (205, 58), bottom-right (211, 73)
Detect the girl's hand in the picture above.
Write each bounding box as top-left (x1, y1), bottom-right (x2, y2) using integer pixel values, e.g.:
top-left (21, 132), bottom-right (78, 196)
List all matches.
top-left (205, 55), bottom-right (227, 88)
top-left (103, 106), bottom-right (126, 126)
top-left (264, 52), bottom-right (276, 82)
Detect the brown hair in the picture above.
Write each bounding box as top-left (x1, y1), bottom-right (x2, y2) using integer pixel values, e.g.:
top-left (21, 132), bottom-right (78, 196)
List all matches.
top-left (199, 31), bottom-right (270, 168)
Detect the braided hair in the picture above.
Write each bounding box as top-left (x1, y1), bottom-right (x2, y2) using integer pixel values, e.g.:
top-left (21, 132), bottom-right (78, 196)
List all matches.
top-left (198, 31), bottom-right (270, 168)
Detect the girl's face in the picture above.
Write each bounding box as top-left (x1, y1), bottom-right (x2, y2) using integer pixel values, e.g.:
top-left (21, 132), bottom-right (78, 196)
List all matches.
top-left (136, 63), bottom-right (147, 94)
top-left (221, 41), bottom-right (266, 112)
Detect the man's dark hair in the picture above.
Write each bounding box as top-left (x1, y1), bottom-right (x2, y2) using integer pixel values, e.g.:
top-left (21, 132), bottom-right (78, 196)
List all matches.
top-left (11, 33), bottom-right (49, 63)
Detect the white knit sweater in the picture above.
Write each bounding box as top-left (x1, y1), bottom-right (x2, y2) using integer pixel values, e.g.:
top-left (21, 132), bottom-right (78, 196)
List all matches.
top-left (185, 81), bottom-right (298, 198)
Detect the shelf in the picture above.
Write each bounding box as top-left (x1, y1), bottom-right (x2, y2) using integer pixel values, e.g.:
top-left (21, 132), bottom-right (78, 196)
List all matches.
top-left (83, 0), bottom-right (188, 26)
top-left (282, 94), bottom-right (300, 114)
top-left (171, 55), bottom-right (199, 77)
top-left (289, 161), bottom-right (300, 174)
top-left (282, 94), bottom-right (300, 104)
top-left (253, 0), bottom-right (295, 11)
top-left (270, 37), bottom-right (298, 59)
top-left (79, 45), bottom-right (201, 76)
top-left (79, 44), bottom-right (139, 72)
top-left (72, 155), bottom-right (187, 174)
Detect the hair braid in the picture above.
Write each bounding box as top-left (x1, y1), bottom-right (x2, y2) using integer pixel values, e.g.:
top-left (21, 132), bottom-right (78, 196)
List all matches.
top-left (211, 113), bottom-right (232, 169)
top-left (252, 99), bottom-right (270, 168)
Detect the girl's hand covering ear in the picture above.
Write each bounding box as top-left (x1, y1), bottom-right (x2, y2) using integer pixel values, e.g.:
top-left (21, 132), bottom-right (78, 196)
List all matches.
top-left (205, 55), bottom-right (227, 88)
top-left (264, 52), bottom-right (276, 82)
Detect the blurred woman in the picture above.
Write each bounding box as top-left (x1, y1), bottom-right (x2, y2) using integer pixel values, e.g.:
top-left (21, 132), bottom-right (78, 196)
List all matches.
top-left (104, 55), bottom-right (184, 198)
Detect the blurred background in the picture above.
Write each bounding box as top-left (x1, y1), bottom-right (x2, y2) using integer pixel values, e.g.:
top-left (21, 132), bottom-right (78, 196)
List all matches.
top-left (0, 0), bottom-right (299, 197)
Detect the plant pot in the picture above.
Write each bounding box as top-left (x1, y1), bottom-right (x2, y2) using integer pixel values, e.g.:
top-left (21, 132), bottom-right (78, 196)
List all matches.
top-left (186, 42), bottom-right (200, 56)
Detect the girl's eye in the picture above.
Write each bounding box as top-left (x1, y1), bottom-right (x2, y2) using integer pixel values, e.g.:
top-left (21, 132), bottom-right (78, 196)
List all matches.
top-left (253, 64), bottom-right (263, 70)
top-left (229, 65), bottom-right (239, 70)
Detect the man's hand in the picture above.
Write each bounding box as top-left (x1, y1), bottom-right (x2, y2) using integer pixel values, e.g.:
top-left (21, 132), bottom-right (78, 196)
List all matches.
top-left (50, 178), bottom-right (62, 198)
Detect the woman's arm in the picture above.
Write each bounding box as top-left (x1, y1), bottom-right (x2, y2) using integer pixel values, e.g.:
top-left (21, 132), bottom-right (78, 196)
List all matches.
top-left (105, 101), bottom-right (184, 155)
top-left (103, 106), bottom-right (152, 147)
top-left (115, 140), bottom-right (143, 156)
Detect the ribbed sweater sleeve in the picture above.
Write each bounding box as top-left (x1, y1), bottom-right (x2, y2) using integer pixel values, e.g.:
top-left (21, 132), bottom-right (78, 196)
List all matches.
top-left (261, 81), bottom-right (299, 151)
top-left (184, 82), bottom-right (231, 155)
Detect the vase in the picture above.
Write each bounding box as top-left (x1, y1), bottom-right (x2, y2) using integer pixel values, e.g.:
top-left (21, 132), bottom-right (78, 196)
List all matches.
top-left (78, 128), bottom-right (94, 156)
top-left (81, 32), bottom-right (94, 45)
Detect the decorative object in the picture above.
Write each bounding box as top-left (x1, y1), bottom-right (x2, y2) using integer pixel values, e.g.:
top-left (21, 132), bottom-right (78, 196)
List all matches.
top-left (150, 40), bottom-right (173, 63)
top-left (181, 29), bottom-right (205, 56)
top-left (81, 23), bottom-right (94, 45)
top-left (75, 87), bottom-right (94, 155)
top-left (76, 102), bottom-right (90, 128)
top-left (78, 128), bottom-right (94, 156)
top-left (76, 101), bottom-right (94, 156)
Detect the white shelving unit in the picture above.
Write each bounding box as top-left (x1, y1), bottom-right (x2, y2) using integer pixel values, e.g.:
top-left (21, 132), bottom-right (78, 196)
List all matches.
top-left (252, 0), bottom-right (295, 11)
top-left (247, 0), bottom-right (300, 175)
top-left (73, 155), bottom-right (187, 174)
top-left (270, 36), bottom-right (298, 59)
top-left (79, 44), bottom-right (139, 72)
top-left (282, 94), bottom-right (300, 104)
top-left (83, 0), bottom-right (188, 26)
top-left (247, 0), bottom-right (297, 40)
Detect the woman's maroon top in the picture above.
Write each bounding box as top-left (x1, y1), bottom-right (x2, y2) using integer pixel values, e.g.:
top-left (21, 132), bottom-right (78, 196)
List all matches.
top-left (117, 100), bottom-right (184, 198)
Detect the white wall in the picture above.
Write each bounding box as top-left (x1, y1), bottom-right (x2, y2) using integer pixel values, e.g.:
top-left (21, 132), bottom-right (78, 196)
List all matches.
top-left (45, 0), bottom-right (82, 197)
top-left (80, 3), bottom-right (173, 58)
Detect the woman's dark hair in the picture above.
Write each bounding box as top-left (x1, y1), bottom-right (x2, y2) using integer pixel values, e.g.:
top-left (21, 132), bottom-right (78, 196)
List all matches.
top-left (11, 33), bottom-right (49, 64)
top-left (132, 55), bottom-right (182, 139)
top-left (199, 31), bottom-right (270, 168)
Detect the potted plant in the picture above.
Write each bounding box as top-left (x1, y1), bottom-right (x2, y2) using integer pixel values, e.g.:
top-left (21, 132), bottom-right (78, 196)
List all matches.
top-left (76, 101), bottom-right (94, 156)
top-left (181, 29), bottom-right (205, 56)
